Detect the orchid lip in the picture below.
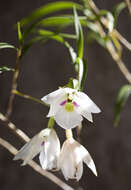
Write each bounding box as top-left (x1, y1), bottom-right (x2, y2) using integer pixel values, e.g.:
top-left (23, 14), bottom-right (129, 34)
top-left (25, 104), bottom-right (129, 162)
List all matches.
top-left (73, 101), bottom-right (79, 107)
top-left (60, 100), bottom-right (67, 106)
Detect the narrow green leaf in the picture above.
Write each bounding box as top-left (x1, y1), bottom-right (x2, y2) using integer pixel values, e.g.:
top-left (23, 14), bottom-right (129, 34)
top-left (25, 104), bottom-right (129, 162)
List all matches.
top-left (66, 78), bottom-right (79, 89)
top-left (66, 78), bottom-right (74, 89)
top-left (113, 2), bottom-right (126, 27)
top-left (87, 31), bottom-right (108, 48)
top-left (114, 84), bottom-right (131, 126)
top-left (77, 58), bottom-right (87, 90)
top-left (37, 29), bottom-right (65, 43)
top-left (0, 66), bottom-right (15, 73)
top-left (36, 29), bottom-right (76, 39)
top-left (20, 1), bottom-right (83, 26)
top-left (22, 16), bottom-right (86, 41)
top-left (73, 7), bottom-right (84, 59)
top-left (37, 29), bottom-right (77, 63)
top-left (17, 22), bottom-right (23, 45)
top-left (59, 33), bottom-right (77, 39)
top-left (68, 46), bottom-right (77, 63)
top-left (21, 36), bottom-right (46, 57)
top-left (0, 42), bottom-right (16, 49)
top-left (38, 16), bottom-right (86, 29)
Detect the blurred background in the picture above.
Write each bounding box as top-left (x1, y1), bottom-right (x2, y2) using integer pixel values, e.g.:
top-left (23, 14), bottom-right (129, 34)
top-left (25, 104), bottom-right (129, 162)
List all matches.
top-left (0, 0), bottom-right (131, 189)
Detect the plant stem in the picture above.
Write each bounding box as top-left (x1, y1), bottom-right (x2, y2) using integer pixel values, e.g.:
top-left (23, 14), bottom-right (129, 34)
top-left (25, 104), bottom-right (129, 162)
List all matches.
top-left (125, 0), bottom-right (131, 15)
top-left (6, 47), bottom-right (22, 119)
top-left (13, 90), bottom-right (49, 106)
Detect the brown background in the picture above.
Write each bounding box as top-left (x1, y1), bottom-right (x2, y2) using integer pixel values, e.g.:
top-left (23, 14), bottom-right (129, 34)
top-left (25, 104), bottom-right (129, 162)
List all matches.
top-left (0, 0), bottom-right (131, 189)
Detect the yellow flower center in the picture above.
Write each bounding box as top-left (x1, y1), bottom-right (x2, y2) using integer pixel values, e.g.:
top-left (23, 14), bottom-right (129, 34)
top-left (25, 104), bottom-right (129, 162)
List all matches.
top-left (65, 102), bottom-right (74, 112)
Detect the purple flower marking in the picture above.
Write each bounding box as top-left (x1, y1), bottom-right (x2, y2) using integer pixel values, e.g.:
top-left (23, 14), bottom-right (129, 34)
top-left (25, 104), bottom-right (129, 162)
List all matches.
top-left (73, 101), bottom-right (79, 107)
top-left (41, 141), bottom-right (45, 146)
top-left (60, 100), bottom-right (67, 106)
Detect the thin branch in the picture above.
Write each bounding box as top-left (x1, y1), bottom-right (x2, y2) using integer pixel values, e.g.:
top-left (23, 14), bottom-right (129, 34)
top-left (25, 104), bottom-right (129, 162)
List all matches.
top-left (114, 30), bottom-right (131, 51)
top-left (88, 0), bottom-right (131, 51)
top-left (0, 137), bottom-right (74, 190)
top-left (86, 0), bottom-right (131, 84)
top-left (6, 47), bottom-right (22, 119)
top-left (0, 113), bottom-right (30, 142)
top-left (13, 90), bottom-right (49, 106)
top-left (125, 0), bottom-right (131, 15)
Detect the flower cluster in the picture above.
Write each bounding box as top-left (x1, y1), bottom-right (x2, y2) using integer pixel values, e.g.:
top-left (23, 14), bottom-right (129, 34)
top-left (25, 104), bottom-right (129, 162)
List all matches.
top-left (14, 128), bottom-right (97, 181)
top-left (14, 87), bottom-right (101, 181)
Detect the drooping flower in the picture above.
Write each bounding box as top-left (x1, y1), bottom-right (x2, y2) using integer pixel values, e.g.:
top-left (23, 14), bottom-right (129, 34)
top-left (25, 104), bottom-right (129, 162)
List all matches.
top-left (58, 137), bottom-right (97, 181)
top-left (41, 87), bottom-right (101, 129)
top-left (14, 128), bottom-right (60, 170)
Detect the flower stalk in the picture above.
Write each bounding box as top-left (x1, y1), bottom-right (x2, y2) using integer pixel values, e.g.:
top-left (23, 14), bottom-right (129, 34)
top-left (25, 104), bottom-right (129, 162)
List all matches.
top-left (48, 117), bottom-right (55, 129)
top-left (65, 129), bottom-right (73, 139)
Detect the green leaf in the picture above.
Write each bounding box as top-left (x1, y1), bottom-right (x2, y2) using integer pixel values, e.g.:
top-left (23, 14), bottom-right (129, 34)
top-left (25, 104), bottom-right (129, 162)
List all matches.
top-left (68, 46), bottom-right (77, 63)
top-left (66, 78), bottom-right (74, 89)
top-left (58, 33), bottom-right (77, 39)
top-left (21, 36), bottom-right (46, 57)
top-left (66, 78), bottom-right (79, 89)
top-left (0, 66), bottom-right (15, 73)
top-left (77, 58), bottom-right (87, 90)
top-left (87, 31), bottom-right (108, 48)
top-left (36, 29), bottom-right (77, 63)
top-left (114, 84), bottom-right (131, 126)
top-left (37, 29), bottom-right (66, 43)
top-left (73, 7), bottom-right (84, 59)
top-left (113, 2), bottom-right (126, 27)
top-left (20, 1), bottom-right (83, 26)
top-left (0, 42), bottom-right (16, 49)
top-left (36, 29), bottom-right (77, 40)
top-left (22, 16), bottom-right (86, 41)
top-left (38, 16), bottom-right (86, 28)
top-left (17, 22), bottom-right (23, 45)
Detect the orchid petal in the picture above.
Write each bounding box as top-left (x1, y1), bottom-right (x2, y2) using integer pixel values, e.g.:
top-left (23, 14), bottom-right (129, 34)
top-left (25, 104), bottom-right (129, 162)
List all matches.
top-left (58, 139), bottom-right (76, 180)
top-left (14, 129), bottom-right (51, 165)
top-left (82, 147), bottom-right (97, 176)
top-left (41, 88), bottom-right (65, 104)
top-left (75, 91), bottom-right (101, 113)
top-left (39, 129), bottom-right (60, 170)
top-left (54, 108), bottom-right (83, 129)
top-left (81, 111), bottom-right (93, 122)
top-left (75, 161), bottom-right (83, 181)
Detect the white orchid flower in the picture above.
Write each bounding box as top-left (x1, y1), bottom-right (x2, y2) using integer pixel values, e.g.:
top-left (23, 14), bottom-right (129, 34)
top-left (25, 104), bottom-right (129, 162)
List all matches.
top-left (14, 128), bottom-right (60, 170)
top-left (58, 137), bottom-right (97, 181)
top-left (41, 87), bottom-right (101, 129)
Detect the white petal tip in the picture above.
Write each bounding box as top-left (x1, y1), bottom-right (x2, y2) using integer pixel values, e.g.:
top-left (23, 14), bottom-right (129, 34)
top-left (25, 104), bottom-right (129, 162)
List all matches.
top-left (97, 108), bottom-right (101, 113)
top-left (13, 154), bottom-right (20, 161)
top-left (89, 161), bottom-right (97, 176)
top-left (93, 107), bottom-right (101, 114)
top-left (13, 157), bottom-right (17, 161)
top-left (21, 162), bottom-right (26, 166)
